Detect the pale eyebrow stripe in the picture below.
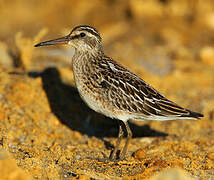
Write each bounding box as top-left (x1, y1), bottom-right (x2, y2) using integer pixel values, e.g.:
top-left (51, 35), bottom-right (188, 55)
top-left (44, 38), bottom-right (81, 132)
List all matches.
top-left (72, 25), bottom-right (101, 40)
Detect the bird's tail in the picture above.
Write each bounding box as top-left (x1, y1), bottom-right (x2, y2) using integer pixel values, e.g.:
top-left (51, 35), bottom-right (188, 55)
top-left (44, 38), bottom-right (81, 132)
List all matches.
top-left (181, 110), bottom-right (204, 119)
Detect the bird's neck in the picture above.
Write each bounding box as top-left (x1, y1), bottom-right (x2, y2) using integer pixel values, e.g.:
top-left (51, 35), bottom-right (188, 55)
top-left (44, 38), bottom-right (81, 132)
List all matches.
top-left (74, 48), bottom-right (104, 62)
top-left (76, 45), bottom-right (103, 55)
top-left (72, 49), bottom-right (104, 74)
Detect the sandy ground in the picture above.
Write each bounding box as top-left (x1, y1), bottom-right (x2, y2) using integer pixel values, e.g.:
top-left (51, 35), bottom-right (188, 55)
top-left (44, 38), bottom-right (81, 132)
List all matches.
top-left (0, 0), bottom-right (214, 179)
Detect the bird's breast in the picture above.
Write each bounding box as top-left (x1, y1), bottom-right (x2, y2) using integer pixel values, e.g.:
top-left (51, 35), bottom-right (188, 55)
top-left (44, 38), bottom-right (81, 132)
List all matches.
top-left (72, 54), bottom-right (104, 113)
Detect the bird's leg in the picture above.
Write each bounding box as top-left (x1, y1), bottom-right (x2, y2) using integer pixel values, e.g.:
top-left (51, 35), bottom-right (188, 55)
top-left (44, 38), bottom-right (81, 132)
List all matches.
top-left (109, 120), bottom-right (124, 160)
top-left (120, 121), bottom-right (132, 160)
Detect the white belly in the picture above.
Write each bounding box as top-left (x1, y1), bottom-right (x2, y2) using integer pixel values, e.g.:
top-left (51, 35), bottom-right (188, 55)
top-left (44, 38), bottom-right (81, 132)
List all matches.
top-left (74, 76), bottom-right (104, 113)
top-left (72, 55), bottom-right (132, 122)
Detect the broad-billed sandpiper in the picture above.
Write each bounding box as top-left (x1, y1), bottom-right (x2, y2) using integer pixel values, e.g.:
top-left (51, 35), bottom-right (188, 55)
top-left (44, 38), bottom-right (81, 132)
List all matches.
top-left (35, 25), bottom-right (203, 160)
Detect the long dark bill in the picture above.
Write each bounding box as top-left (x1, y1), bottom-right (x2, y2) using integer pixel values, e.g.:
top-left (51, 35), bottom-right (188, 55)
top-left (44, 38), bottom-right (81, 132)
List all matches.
top-left (34, 35), bottom-right (70, 47)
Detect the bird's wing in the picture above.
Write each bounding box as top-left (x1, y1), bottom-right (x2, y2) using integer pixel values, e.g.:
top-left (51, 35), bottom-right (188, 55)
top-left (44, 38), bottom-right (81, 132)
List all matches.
top-left (95, 56), bottom-right (202, 119)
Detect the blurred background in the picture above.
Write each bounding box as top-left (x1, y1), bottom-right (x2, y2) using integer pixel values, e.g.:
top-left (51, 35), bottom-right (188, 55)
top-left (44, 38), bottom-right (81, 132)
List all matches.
top-left (0, 0), bottom-right (213, 112)
top-left (1, 0), bottom-right (214, 73)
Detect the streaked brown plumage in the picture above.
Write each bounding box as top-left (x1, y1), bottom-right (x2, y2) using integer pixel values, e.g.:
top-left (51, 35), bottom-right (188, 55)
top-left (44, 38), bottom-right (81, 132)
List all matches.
top-left (35, 25), bottom-right (203, 160)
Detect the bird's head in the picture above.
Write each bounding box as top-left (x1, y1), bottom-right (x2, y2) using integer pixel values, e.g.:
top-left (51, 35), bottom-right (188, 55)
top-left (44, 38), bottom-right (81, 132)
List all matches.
top-left (35, 25), bottom-right (102, 53)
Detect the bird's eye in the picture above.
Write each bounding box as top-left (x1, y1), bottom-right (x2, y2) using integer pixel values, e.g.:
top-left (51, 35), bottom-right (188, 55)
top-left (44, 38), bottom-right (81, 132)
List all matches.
top-left (80, 32), bottom-right (86, 37)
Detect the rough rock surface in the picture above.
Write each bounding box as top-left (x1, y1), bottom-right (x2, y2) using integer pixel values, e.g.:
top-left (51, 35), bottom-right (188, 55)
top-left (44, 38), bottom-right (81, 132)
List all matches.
top-left (0, 62), bottom-right (213, 179)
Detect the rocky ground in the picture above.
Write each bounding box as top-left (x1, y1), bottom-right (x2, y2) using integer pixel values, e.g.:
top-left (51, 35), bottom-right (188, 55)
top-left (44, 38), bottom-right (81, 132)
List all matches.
top-left (0, 0), bottom-right (214, 179)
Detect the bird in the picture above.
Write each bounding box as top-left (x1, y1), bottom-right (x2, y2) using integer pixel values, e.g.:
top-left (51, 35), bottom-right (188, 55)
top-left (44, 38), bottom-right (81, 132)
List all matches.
top-left (34, 25), bottom-right (203, 160)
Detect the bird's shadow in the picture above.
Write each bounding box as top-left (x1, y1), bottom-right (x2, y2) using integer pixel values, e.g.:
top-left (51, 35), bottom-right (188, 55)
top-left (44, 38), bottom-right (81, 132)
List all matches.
top-left (28, 68), bottom-right (168, 148)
